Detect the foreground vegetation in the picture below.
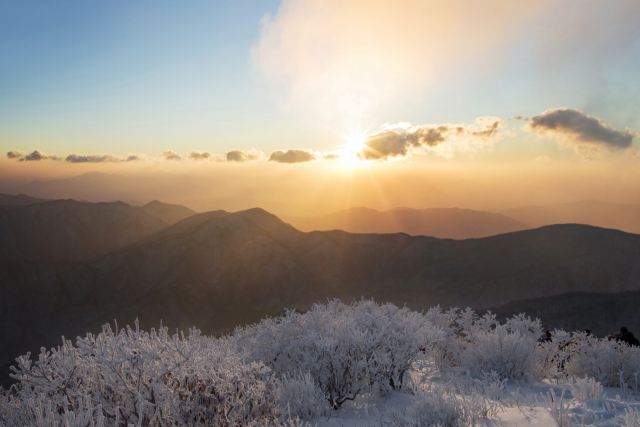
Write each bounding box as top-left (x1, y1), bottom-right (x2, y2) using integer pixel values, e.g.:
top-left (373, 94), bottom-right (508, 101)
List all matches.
top-left (1, 300), bottom-right (639, 426)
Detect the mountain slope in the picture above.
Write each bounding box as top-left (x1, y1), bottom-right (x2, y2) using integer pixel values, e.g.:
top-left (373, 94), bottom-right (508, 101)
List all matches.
top-left (140, 200), bottom-right (197, 225)
top-left (2, 208), bottom-right (639, 385)
top-left (281, 207), bottom-right (529, 239)
top-left (503, 200), bottom-right (640, 234)
top-left (0, 192), bottom-right (50, 206)
top-left (0, 200), bottom-right (169, 262)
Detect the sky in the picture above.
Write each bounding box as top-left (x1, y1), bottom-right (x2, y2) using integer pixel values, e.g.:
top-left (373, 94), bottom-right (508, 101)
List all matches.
top-left (1, 0), bottom-right (640, 214)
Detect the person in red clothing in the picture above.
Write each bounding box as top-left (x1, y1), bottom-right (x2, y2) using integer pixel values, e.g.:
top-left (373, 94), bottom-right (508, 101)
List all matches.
top-left (539, 329), bottom-right (552, 343)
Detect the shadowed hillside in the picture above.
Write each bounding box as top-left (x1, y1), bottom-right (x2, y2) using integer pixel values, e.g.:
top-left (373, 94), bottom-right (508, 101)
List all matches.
top-left (503, 200), bottom-right (640, 234)
top-left (281, 207), bottom-right (529, 239)
top-left (0, 200), bottom-right (168, 262)
top-left (1, 206), bottom-right (639, 386)
top-left (0, 192), bottom-right (50, 206)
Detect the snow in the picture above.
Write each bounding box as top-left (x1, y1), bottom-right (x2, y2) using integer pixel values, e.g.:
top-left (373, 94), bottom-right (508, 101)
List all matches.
top-left (307, 377), bottom-right (640, 427)
top-left (2, 299), bottom-right (639, 426)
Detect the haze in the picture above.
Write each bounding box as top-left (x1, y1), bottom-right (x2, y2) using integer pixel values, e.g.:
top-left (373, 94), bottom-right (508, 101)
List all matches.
top-left (1, 0), bottom-right (639, 216)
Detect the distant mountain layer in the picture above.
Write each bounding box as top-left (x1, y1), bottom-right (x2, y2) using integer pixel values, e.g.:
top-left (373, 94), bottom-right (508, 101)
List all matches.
top-left (0, 200), bottom-right (168, 262)
top-left (0, 192), bottom-right (50, 206)
top-left (140, 200), bottom-right (197, 226)
top-left (1, 206), bottom-right (639, 386)
top-left (503, 200), bottom-right (640, 234)
top-left (281, 207), bottom-right (529, 239)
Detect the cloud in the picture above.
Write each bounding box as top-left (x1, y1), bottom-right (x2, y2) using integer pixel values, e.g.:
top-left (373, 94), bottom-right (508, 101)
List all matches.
top-left (188, 150), bottom-right (213, 160)
top-left (226, 149), bottom-right (261, 162)
top-left (268, 149), bottom-right (339, 163)
top-left (525, 108), bottom-right (637, 150)
top-left (65, 154), bottom-right (120, 163)
top-left (253, 1), bottom-right (639, 127)
top-left (269, 149), bottom-right (319, 163)
top-left (625, 148), bottom-right (640, 159)
top-left (511, 116), bottom-right (529, 121)
top-left (360, 118), bottom-right (504, 160)
top-left (160, 150), bottom-right (181, 160)
top-left (7, 150), bottom-right (25, 159)
top-left (252, 0), bottom-right (558, 123)
top-left (125, 155), bottom-right (143, 162)
top-left (17, 150), bottom-right (60, 161)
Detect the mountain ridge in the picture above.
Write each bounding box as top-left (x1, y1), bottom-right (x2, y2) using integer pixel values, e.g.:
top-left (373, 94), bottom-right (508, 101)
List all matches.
top-left (502, 200), bottom-right (640, 234)
top-left (280, 206), bottom-right (530, 239)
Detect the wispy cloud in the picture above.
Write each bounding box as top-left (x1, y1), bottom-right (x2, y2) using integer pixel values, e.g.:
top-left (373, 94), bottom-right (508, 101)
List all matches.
top-left (160, 150), bottom-right (181, 160)
top-left (525, 108), bottom-right (637, 151)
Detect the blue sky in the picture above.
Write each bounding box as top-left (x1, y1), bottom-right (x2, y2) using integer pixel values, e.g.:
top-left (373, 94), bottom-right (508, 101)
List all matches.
top-left (1, 0), bottom-right (639, 162)
top-left (0, 1), bottom-right (293, 155)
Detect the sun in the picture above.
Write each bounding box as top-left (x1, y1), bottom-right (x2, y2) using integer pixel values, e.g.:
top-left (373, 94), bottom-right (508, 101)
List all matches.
top-left (344, 133), bottom-right (367, 154)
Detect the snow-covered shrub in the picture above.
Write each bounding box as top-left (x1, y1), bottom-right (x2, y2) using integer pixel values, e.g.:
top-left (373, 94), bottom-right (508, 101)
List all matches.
top-left (565, 332), bottom-right (640, 387)
top-left (425, 306), bottom-right (467, 370)
top-left (568, 376), bottom-right (604, 401)
top-left (2, 321), bottom-right (281, 427)
top-left (620, 408), bottom-right (640, 427)
top-left (278, 372), bottom-right (326, 420)
top-left (440, 371), bottom-right (506, 402)
top-left (425, 307), bottom-right (499, 370)
top-left (389, 388), bottom-right (466, 427)
top-left (537, 330), bottom-right (573, 382)
top-left (459, 324), bottom-right (541, 381)
top-left (235, 299), bottom-right (443, 408)
top-left (427, 308), bottom-right (544, 381)
top-left (539, 389), bottom-right (572, 427)
top-left (389, 386), bottom-right (498, 427)
top-left (0, 391), bottom-right (107, 427)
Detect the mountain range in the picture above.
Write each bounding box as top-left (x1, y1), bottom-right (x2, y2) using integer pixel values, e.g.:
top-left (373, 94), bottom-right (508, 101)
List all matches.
top-left (0, 199), bottom-right (189, 262)
top-left (281, 207), bottom-right (529, 239)
top-left (502, 200), bottom-right (640, 234)
top-left (1, 199), bottom-right (640, 386)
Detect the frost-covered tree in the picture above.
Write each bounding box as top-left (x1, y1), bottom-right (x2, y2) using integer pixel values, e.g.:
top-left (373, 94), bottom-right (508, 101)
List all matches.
top-left (234, 299), bottom-right (443, 408)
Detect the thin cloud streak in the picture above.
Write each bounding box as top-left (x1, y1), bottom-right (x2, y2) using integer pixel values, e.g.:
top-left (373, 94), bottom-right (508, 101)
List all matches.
top-left (66, 154), bottom-right (120, 163)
